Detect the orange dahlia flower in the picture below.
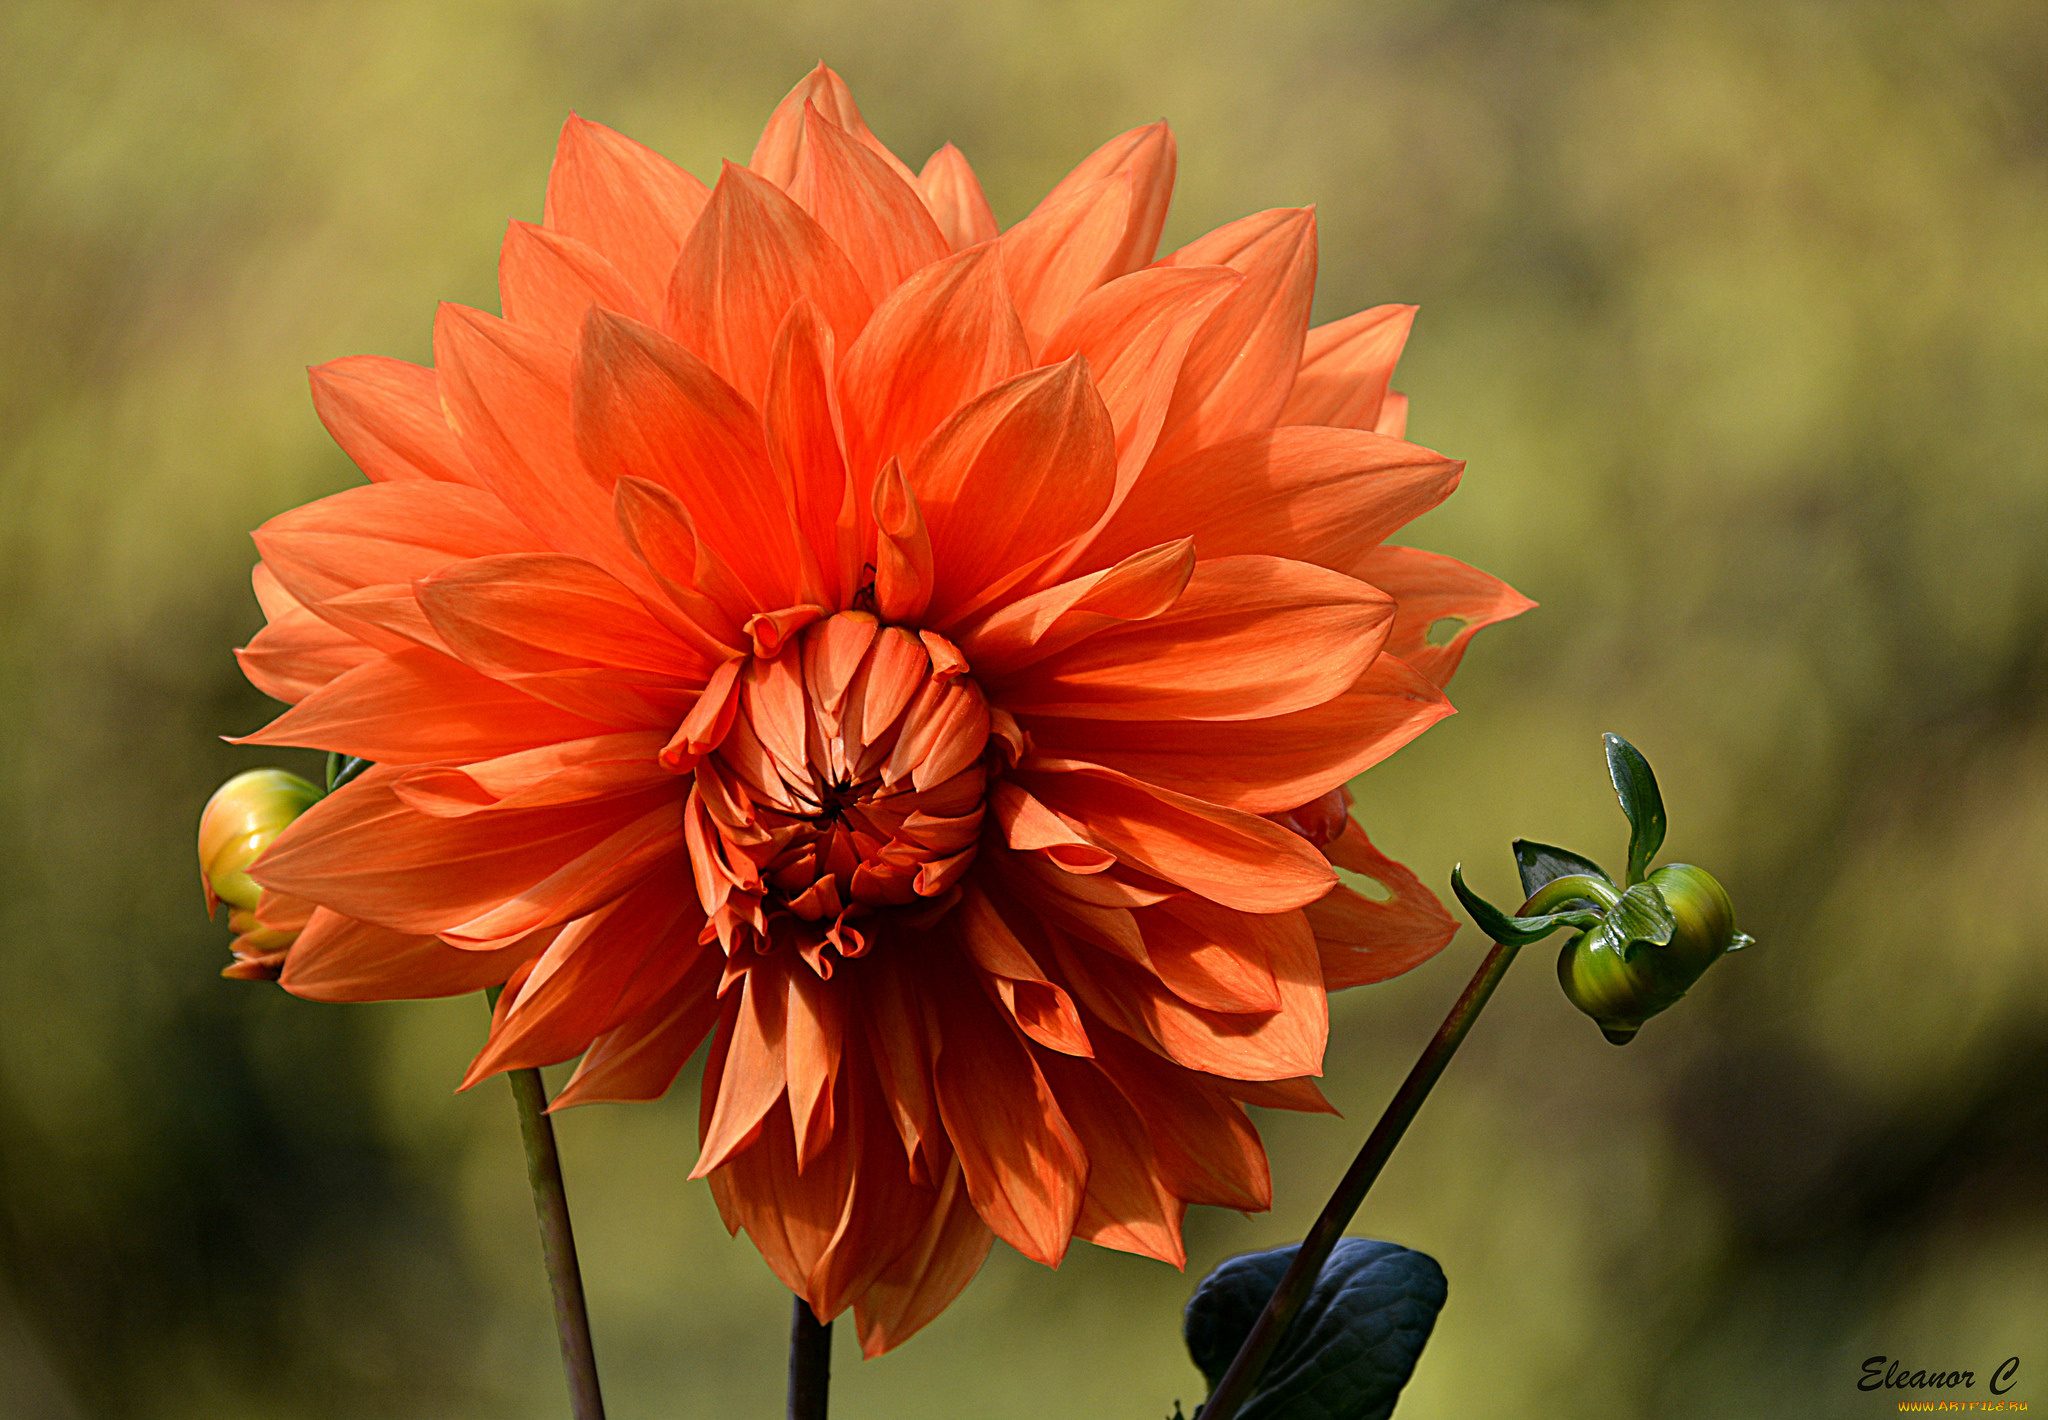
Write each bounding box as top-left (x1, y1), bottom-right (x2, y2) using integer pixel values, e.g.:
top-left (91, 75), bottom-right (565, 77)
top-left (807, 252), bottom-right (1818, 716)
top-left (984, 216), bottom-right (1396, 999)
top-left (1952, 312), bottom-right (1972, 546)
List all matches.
top-left (236, 66), bottom-right (1529, 1353)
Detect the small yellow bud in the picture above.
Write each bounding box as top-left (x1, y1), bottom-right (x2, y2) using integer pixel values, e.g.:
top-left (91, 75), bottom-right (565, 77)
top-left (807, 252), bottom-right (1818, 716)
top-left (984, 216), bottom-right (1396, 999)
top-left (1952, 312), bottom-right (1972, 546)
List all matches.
top-left (198, 769), bottom-right (320, 911)
top-left (198, 769), bottom-right (321, 980)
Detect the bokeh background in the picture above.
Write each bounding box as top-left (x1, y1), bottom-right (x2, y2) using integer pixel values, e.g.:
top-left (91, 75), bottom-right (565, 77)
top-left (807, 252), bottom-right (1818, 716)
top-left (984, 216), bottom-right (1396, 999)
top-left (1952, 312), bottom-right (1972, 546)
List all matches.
top-left (3, 1), bottom-right (2045, 1416)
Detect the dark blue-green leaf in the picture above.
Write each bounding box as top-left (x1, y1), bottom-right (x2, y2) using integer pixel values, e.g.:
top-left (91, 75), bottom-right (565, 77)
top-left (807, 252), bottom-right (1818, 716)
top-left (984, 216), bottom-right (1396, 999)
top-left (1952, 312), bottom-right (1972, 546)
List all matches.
top-left (1451, 866), bottom-right (1605, 947)
top-left (1185, 1238), bottom-right (1447, 1420)
top-left (1512, 839), bottom-right (1612, 899)
top-left (1603, 733), bottom-right (1666, 885)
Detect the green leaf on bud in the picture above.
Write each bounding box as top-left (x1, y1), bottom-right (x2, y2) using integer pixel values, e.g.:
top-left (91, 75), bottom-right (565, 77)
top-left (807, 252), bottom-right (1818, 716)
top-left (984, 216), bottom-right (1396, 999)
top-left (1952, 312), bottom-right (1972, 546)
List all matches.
top-left (1513, 839), bottom-right (1613, 899)
top-left (326, 753), bottom-right (372, 792)
top-left (1450, 865), bottom-right (1610, 947)
top-left (1603, 732), bottom-right (1667, 886)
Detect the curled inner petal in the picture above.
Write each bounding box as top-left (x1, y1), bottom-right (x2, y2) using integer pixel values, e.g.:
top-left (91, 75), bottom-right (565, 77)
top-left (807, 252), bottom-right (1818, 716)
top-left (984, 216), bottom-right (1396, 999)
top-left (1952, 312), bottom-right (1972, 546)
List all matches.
top-left (687, 611), bottom-right (993, 971)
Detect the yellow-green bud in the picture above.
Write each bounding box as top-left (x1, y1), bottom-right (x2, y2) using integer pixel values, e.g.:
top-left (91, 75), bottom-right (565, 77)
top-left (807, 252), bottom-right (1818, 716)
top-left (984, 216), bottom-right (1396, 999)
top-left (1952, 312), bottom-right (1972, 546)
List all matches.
top-left (198, 768), bottom-right (320, 913)
top-left (200, 769), bottom-right (322, 981)
top-left (1556, 863), bottom-right (1749, 1044)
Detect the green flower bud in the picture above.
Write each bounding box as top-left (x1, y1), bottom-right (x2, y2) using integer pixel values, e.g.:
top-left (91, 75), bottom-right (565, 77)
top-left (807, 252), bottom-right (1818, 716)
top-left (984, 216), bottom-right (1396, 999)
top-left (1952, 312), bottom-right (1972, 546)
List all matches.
top-left (1555, 863), bottom-right (1751, 1044)
top-left (199, 769), bottom-right (321, 981)
top-left (198, 769), bottom-right (320, 911)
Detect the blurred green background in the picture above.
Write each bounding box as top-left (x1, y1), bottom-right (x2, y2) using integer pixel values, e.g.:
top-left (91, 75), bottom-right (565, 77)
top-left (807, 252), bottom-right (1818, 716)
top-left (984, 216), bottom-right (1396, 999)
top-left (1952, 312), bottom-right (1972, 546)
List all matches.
top-left (4, 0), bottom-right (2045, 1416)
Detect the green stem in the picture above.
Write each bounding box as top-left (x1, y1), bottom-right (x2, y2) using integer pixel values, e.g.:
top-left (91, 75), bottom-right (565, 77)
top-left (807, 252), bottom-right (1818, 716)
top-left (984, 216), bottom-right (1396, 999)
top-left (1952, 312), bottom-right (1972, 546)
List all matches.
top-left (493, 1007), bottom-right (607, 1420)
top-left (1197, 936), bottom-right (1524, 1420)
top-left (787, 1296), bottom-right (833, 1420)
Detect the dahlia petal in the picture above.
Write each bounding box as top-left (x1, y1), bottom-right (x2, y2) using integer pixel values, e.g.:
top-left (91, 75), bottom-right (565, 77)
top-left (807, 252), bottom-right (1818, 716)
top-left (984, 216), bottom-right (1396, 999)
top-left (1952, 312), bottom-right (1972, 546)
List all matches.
top-left (466, 873), bottom-right (709, 1082)
top-left (930, 973), bottom-right (1088, 1267)
top-left (1353, 544), bottom-right (1536, 688)
top-left (986, 854), bottom-right (1152, 969)
top-left (888, 682), bottom-right (990, 794)
top-left (1017, 760), bottom-right (1334, 913)
top-left (415, 552), bottom-right (710, 680)
top-left (1376, 390), bottom-right (1410, 439)
top-left (310, 584), bottom-right (443, 654)
top-left (803, 1090), bottom-right (942, 1321)
top-left (1029, 120), bottom-right (1176, 281)
top-left (1149, 208), bottom-right (1317, 469)
top-left (703, 1095), bottom-right (818, 1293)
top-left (907, 358), bottom-right (1117, 624)
top-left (551, 947), bottom-right (724, 1107)
top-left (542, 114), bottom-right (710, 308)
top-left (250, 765), bottom-right (673, 934)
top-left (788, 105), bottom-right (951, 300)
top-left (751, 64), bottom-right (920, 191)
top-left (711, 1091), bottom-right (912, 1325)
top-left (954, 888), bottom-right (1091, 1057)
top-left (1280, 304), bottom-right (1416, 432)
top-left (279, 908), bottom-right (537, 1002)
top-left (957, 537), bottom-right (1194, 679)
top-left (434, 302), bottom-right (647, 585)
top-left (440, 798), bottom-right (681, 943)
top-left (746, 604), bottom-right (826, 659)
top-left (659, 655), bottom-right (745, 774)
top-left (308, 355), bottom-right (480, 487)
top-left (987, 782), bottom-right (1113, 878)
top-left (763, 302), bottom-right (856, 605)
top-left (1309, 818), bottom-right (1458, 989)
top-left (490, 667), bottom-right (693, 733)
top-left (738, 643), bottom-right (812, 786)
top-left (573, 307), bottom-right (809, 609)
top-left (694, 966), bottom-right (791, 1177)
top-left (999, 173), bottom-right (1133, 355)
top-left (1091, 1032), bottom-right (1273, 1210)
top-left (871, 459), bottom-right (934, 624)
top-left (498, 220), bottom-right (650, 346)
top-left (785, 963), bottom-right (848, 1168)
top-left (665, 162), bottom-right (873, 405)
top-left (915, 144), bottom-right (998, 251)
top-left (1038, 1051), bottom-right (1185, 1266)
top-left (857, 947), bottom-right (943, 1177)
top-left (1136, 894), bottom-right (1295, 1014)
top-left (845, 627), bottom-right (929, 760)
top-left (235, 646), bottom-right (618, 763)
top-left (852, 1157), bottom-right (993, 1357)
top-left (801, 610), bottom-right (880, 721)
top-left (391, 733), bottom-right (671, 817)
top-left (237, 600), bottom-right (377, 704)
top-left (1224, 1075), bottom-right (1338, 1114)
top-left (1039, 265), bottom-right (1240, 514)
top-left (1053, 929), bottom-right (1324, 1089)
top-left (992, 555), bottom-right (1393, 724)
top-left (1084, 426), bottom-right (1463, 583)
top-left (836, 243), bottom-right (1029, 494)
top-left (250, 562), bottom-right (298, 621)
top-left (708, 1085), bottom-right (931, 1326)
top-left (1022, 653), bottom-right (1454, 813)
top-left (460, 950), bottom-right (609, 1087)
top-left (611, 477), bottom-right (752, 653)
top-left (252, 479), bottom-right (532, 612)
top-left (1001, 848), bottom-right (1177, 910)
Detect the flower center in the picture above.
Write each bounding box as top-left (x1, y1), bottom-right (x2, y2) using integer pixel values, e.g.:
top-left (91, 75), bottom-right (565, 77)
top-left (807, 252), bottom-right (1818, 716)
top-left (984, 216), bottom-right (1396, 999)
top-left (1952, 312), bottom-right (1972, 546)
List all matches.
top-left (685, 611), bottom-right (993, 973)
